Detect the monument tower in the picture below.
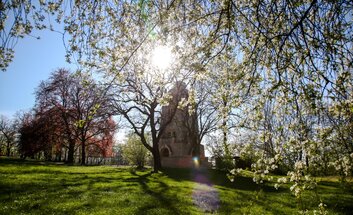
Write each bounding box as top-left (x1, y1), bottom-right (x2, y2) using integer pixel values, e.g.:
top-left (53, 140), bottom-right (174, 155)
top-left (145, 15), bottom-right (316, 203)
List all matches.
top-left (159, 82), bottom-right (207, 168)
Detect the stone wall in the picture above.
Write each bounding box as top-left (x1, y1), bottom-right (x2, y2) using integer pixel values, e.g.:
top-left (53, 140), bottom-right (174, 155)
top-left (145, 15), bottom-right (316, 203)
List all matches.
top-left (161, 156), bottom-right (209, 168)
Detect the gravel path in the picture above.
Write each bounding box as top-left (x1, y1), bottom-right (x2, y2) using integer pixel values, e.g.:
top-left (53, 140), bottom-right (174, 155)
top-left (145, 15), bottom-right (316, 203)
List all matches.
top-left (191, 168), bottom-right (220, 213)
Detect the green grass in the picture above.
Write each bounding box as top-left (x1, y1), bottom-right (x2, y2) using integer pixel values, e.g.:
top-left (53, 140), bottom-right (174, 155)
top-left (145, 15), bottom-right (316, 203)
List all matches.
top-left (0, 157), bottom-right (352, 214)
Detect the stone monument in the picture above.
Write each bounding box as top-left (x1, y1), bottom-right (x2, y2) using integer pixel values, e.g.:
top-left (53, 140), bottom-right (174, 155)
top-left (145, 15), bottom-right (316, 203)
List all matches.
top-left (159, 82), bottom-right (208, 168)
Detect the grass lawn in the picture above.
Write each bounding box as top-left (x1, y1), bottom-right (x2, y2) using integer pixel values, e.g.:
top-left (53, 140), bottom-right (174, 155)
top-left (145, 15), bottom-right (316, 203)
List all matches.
top-left (0, 157), bottom-right (352, 214)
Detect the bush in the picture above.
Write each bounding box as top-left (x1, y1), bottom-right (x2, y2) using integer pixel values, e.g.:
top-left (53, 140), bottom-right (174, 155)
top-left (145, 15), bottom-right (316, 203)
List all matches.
top-left (122, 133), bottom-right (151, 169)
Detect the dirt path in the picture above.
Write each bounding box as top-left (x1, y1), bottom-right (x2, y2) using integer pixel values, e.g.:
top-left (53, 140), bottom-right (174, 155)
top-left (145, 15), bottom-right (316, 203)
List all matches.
top-left (191, 168), bottom-right (220, 213)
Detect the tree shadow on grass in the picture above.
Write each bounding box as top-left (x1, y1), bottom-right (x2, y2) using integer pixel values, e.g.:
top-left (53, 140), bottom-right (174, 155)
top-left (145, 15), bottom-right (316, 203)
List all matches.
top-left (2, 158), bottom-right (352, 214)
top-left (0, 160), bottom-right (142, 214)
top-left (0, 157), bottom-right (66, 166)
top-left (1, 171), bottom-right (151, 214)
top-left (161, 167), bottom-right (353, 214)
top-left (162, 167), bottom-right (268, 191)
top-left (127, 170), bottom-right (192, 215)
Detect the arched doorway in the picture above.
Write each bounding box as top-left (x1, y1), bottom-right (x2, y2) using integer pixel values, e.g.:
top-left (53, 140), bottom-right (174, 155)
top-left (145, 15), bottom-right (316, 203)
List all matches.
top-left (161, 148), bottom-right (170, 157)
top-left (191, 147), bottom-right (201, 157)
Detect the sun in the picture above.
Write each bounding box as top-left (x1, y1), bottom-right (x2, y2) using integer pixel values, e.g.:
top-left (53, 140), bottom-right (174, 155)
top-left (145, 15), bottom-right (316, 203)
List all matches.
top-left (151, 45), bottom-right (172, 70)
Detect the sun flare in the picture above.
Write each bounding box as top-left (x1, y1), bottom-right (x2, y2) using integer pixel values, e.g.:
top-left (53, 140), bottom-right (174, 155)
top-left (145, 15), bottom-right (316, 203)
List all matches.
top-left (151, 45), bottom-right (172, 70)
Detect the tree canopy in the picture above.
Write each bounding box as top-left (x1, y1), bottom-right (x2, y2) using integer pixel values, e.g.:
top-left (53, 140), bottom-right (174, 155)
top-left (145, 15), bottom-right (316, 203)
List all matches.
top-left (18, 69), bottom-right (116, 163)
top-left (2, 0), bottom-right (353, 201)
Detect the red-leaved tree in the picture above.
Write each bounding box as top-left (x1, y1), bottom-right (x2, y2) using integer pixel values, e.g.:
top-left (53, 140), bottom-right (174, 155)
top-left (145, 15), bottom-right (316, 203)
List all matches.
top-left (30, 69), bottom-right (115, 164)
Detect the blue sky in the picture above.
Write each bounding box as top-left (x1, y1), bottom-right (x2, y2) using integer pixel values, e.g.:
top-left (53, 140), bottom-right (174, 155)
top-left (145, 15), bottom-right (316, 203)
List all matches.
top-left (0, 27), bottom-right (128, 143)
top-left (0, 29), bottom-right (76, 118)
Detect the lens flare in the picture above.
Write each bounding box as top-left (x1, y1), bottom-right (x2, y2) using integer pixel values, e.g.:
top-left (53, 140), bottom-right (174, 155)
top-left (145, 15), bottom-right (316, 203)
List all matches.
top-left (151, 45), bottom-right (172, 70)
top-left (193, 157), bottom-right (199, 168)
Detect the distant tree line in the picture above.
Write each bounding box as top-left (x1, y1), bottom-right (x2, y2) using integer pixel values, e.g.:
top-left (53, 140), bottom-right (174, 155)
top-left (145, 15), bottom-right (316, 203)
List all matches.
top-left (1, 69), bottom-right (116, 165)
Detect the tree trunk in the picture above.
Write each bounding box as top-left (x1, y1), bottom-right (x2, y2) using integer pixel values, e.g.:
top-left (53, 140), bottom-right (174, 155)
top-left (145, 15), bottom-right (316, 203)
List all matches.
top-left (81, 140), bottom-right (86, 165)
top-left (192, 112), bottom-right (200, 160)
top-left (190, 131), bottom-right (200, 162)
top-left (6, 141), bottom-right (11, 157)
top-left (67, 141), bottom-right (75, 164)
top-left (222, 119), bottom-right (230, 156)
top-left (152, 143), bottom-right (161, 172)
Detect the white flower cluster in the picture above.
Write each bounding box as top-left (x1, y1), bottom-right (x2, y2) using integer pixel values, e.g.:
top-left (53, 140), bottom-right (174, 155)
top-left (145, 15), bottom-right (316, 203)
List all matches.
top-left (251, 155), bottom-right (279, 184)
top-left (287, 161), bottom-right (316, 198)
top-left (274, 177), bottom-right (288, 190)
top-left (313, 202), bottom-right (328, 215)
top-left (329, 153), bottom-right (353, 177)
top-left (228, 168), bottom-right (243, 182)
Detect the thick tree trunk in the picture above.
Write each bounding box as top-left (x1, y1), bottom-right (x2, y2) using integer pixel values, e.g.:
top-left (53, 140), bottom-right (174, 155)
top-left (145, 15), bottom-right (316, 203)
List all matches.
top-left (152, 144), bottom-right (161, 173)
top-left (6, 141), bottom-right (11, 157)
top-left (44, 149), bottom-right (52, 161)
top-left (222, 100), bottom-right (230, 157)
top-left (81, 141), bottom-right (86, 165)
top-left (56, 151), bottom-right (62, 162)
top-left (222, 119), bottom-right (230, 156)
top-left (67, 141), bottom-right (75, 164)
